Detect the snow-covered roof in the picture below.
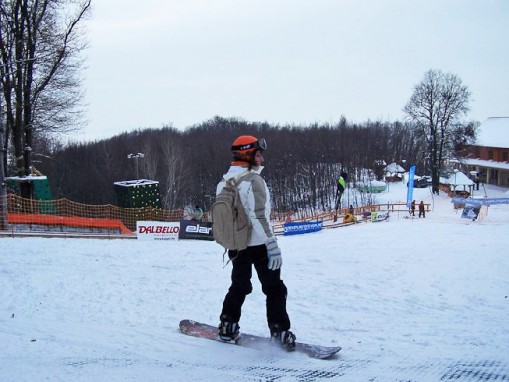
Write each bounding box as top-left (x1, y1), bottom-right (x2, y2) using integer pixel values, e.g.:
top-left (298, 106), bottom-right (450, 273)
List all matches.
top-left (459, 157), bottom-right (509, 171)
top-left (113, 179), bottom-right (159, 187)
top-left (440, 171), bottom-right (474, 186)
top-left (6, 175), bottom-right (48, 181)
top-left (385, 162), bottom-right (405, 173)
top-left (476, 117), bottom-right (509, 149)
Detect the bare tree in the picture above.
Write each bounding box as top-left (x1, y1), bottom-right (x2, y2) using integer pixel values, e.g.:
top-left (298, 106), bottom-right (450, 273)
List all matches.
top-left (142, 141), bottom-right (158, 181)
top-left (0, 0), bottom-right (91, 197)
top-left (403, 70), bottom-right (471, 194)
top-left (160, 136), bottom-right (189, 210)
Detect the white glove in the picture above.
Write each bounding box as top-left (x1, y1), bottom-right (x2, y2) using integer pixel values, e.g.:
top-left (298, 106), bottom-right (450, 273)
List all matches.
top-left (266, 236), bottom-right (282, 270)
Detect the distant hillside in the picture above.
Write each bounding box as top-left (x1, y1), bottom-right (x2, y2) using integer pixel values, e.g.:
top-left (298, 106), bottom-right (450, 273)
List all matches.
top-left (37, 117), bottom-right (431, 212)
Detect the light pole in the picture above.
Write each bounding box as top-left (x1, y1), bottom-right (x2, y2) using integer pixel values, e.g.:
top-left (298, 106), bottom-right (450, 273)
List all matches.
top-left (127, 153), bottom-right (145, 180)
top-left (0, 134), bottom-right (7, 230)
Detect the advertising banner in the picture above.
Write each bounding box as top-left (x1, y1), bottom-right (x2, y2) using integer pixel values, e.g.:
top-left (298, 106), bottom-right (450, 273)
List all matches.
top-left (136, 221), bottom-right (180, 241)
top-left (178, 220), bottom-right (214, 240)
top-left (371, 211), bottom-right (389, 222)
top-left (283, 221), bottom-right (323, 236)
top-left (461, 206), bottom-right (480, 220)
top-left (451, 197), bottom-right (509, 207)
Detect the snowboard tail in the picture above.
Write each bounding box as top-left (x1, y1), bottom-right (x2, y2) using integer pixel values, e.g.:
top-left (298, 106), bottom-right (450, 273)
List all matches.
top-left (179, 319), bottom-right (341, 359)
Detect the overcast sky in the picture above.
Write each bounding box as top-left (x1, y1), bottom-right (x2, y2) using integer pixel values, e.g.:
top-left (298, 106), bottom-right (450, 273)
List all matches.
top-left (75, 0), bottom-right (509, 141)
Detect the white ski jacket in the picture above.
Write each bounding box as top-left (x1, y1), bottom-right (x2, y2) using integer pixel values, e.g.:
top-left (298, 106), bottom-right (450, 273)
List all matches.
top-left (216, 165), bottom-right (274, 247)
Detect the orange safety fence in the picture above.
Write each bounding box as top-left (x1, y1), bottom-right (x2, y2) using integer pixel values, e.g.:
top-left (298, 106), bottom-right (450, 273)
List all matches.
top-left (8, 213), bottom-right (133, 235)
top-left (5, 194), bottom-right (186, 233)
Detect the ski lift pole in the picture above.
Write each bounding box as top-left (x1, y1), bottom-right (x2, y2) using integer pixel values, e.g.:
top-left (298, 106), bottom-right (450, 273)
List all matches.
top-left (0, 166), bottom-right (6, 230)
top-left (0, 121), bottom-right (7, 230)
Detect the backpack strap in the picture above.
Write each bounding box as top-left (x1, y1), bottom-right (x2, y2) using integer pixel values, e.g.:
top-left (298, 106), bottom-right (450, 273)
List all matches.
top-left (222, 249), bottom-right (240, 268)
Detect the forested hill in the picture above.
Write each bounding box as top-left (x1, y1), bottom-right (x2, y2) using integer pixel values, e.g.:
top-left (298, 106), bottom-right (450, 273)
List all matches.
top-left (37, 116), bottom-right (442, 212)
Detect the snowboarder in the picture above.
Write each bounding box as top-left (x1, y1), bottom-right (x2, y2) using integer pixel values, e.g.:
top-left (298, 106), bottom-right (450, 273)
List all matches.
top-left (334, 172), bottom-right (348, 221)
top-left (216, 135), bottom-right (296, 351)
top-left (419, 201), bottom-right (425, 218)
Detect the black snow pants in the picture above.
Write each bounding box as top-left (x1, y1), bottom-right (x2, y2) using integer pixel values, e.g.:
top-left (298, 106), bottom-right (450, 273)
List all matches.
top-left (220, 244), bottom-right (291, 332)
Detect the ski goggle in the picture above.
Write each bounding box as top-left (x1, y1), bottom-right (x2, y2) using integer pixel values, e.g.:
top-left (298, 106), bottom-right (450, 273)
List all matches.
top-left (231, 138), bottom-right (267, 152)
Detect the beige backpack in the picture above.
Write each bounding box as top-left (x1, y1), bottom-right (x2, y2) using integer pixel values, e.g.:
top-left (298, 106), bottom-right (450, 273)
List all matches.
top-left (212, 175), bottom-right (252, 251)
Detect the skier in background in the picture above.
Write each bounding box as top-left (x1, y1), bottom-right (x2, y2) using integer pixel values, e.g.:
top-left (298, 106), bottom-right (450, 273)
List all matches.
top-left (334, 172), bottom-right (348, 222)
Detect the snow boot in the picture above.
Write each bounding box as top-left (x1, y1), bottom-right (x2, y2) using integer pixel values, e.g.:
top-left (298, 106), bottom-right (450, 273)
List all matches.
top-left (270, 325), bottom-right (296, 352)
top-left (218, 316), bottom-right (240, 342)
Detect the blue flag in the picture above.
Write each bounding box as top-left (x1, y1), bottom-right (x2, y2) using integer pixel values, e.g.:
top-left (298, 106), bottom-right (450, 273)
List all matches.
top-left (406, 165), bottom-right (416, 208)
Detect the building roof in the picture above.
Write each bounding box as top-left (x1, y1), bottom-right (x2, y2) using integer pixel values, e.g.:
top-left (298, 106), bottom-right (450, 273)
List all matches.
top-left (384, 162), bottom-right (405, 173)
top-left (113, 179), bottom-right (159, 187)
top-left (476, 117), bottom-right (509, 149)
top-left (459, 157), bottom-right (509, 171)
top-left (440, 171), bottom-right (474, 186)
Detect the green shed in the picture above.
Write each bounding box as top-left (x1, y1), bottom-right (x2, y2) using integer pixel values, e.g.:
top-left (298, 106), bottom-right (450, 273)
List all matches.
top-left (114, 179), bottom-right (162, 209)
top-left (6, 175), bottom-right (56, 214)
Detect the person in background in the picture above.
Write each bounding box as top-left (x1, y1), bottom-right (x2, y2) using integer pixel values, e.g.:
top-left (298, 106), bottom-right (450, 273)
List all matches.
top-left (419, 201), bottom-right (426, 218)
top-left (216, 135), bottom-right (296, 351)
top-left (192, 205), bottom-right (204, 221)
top-left (334, 172), bottom-right (348, 221)
top-left (410, 200), bottom-right (416, 216)
top-left (336, 172), bottom-right (348, 206)
top-left (343, 205), bottom-right (357, 223)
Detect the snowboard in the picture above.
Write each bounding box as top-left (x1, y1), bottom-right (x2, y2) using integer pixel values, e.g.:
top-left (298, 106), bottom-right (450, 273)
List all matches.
top-left (179, 319), bottom-right (341, 359)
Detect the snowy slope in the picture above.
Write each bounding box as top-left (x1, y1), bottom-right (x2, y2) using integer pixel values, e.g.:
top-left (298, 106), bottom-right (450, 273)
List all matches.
top-left (1, 183), bottom-right (509, 381)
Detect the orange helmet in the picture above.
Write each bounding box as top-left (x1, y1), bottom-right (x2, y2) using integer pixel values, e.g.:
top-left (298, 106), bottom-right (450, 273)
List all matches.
top-left (231, 135), bottom-right (267, 164)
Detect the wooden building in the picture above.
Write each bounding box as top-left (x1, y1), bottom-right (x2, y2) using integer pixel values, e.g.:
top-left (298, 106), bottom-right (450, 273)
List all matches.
top-left (459, 117), bottom-right (509, 187)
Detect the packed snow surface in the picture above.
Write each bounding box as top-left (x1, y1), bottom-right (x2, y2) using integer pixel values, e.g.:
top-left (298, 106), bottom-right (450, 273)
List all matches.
top-left (1, 183), bottom-right (509, 381)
